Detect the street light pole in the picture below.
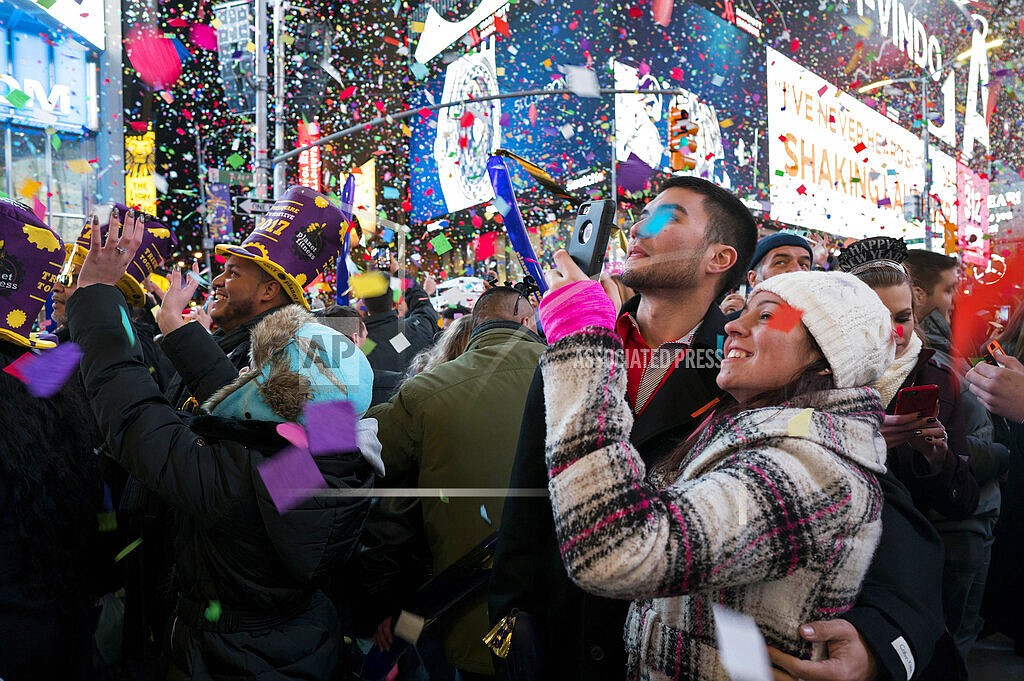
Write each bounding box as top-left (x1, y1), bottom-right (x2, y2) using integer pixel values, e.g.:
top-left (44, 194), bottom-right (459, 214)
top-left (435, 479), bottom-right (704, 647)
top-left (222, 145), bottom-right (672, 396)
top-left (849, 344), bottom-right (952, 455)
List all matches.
top-left (254, 0), bottom-right (270, 200)
top-left (272, 0), bottom-right (286, 198)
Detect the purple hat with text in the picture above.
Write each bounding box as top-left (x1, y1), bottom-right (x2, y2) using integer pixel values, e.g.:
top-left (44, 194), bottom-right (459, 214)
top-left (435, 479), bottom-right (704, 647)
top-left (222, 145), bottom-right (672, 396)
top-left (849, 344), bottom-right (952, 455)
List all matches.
top-left (68, 203), bottom-right (178, 307)
top-left (0, 197), bottom-right (64, 349)
top-left (215, 186), bottom-right (349, 310)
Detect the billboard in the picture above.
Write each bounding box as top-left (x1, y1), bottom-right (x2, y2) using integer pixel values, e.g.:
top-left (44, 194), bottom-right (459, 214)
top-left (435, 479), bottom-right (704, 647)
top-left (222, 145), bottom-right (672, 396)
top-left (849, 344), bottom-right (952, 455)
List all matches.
top-left (408, 0), bottom-right (608, 225)
top-left (0, 28), bottom-right (99, 132)
top-left (957, 161), bottom-right (990, 266)
top-left (767, 47), bottom-right (928, 240)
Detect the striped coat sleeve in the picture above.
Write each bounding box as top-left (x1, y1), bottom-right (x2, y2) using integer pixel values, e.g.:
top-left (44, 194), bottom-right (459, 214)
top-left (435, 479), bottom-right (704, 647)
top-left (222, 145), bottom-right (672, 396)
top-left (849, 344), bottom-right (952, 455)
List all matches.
top-left (541, 328), bottom-right (875, 600)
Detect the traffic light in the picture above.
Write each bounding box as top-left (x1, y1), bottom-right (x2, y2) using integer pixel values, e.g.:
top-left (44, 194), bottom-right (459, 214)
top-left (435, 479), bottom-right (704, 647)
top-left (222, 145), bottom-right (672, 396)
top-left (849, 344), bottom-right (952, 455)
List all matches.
top-left (667, 105), bottom-right (699, 171)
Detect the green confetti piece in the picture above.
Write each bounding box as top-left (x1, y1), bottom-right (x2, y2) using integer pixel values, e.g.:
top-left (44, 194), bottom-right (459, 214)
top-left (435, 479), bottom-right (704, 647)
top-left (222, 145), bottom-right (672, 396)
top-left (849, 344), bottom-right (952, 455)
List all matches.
top-left (774, 169), bottom-right (785, 176)
top-left (5, 89), bottom-right (30, 109)
top-left (36, 0), bottom-right (57, 7)
top-left (360, 338), bottom-right (377, 356)
top-left (114, 537), bottom-right (142, 562)
top-left (226, 152), bottom-right (246, 169)
top-left (430, 233), bottom-right (453, 255)
top-left (392, 288), bottom-right (401, 303)
top-left (120, 307), bottom-right (137, 347)
top-left (439, 489), bottom-right (449, 503)
top-left (97, 512), bottom-right (117, 533)
top-left (50, 134), bottom-right (62, 151)
top-left (204, 600), bottom-right (222, 622)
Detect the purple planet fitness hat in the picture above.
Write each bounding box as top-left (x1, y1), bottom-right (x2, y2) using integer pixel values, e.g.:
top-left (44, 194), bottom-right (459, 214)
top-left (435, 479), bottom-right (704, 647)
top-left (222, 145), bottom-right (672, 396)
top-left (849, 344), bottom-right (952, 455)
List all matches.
top-left (71, 203), bottom-right (178, 307)
top-left (0, 197), bottom-right (65, 349)
top-left (215, 186), bottom-right (349, 310)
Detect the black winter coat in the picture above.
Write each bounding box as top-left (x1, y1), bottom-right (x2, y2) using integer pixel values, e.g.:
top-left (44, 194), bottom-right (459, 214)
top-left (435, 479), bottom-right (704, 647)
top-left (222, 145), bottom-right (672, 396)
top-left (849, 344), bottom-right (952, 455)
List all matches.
top-left (364, 282), bottom-right (438, 376)
top-left (489, 297), bottom-right (947, 681)
top-left (886, 349), bottom-right (979, 520)
top-left (489, 300), bottom-right (727, 680)
top-left (68, 285), bottom-right (374, 680)
top-left (0, 341), bottom-right (102, 681)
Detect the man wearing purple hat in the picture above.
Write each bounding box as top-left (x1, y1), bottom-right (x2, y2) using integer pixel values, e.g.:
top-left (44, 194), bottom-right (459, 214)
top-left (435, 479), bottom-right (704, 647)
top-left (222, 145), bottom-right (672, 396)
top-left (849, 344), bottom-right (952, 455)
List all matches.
top-left (160, 185), bottom-right (352, 410)
top-left (0, 196), bottom-right (103, 679)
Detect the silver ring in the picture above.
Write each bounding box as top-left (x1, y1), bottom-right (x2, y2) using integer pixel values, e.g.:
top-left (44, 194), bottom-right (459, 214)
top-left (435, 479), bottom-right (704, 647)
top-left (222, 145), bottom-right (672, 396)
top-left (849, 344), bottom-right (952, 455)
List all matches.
top-left (116, 247), bottom-right (126, 254)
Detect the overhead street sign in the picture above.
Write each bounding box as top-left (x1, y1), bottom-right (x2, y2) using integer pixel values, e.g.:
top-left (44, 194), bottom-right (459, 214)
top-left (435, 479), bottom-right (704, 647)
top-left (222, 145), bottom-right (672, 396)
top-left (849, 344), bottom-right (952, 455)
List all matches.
top-left (234, 197), bottom-right (276, 215)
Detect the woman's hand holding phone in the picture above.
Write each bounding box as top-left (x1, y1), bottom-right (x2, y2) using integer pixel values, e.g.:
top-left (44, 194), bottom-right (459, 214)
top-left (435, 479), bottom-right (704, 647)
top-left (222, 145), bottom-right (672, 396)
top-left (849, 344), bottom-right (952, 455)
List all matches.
top-left (880, 413), bottom-right (948, 470)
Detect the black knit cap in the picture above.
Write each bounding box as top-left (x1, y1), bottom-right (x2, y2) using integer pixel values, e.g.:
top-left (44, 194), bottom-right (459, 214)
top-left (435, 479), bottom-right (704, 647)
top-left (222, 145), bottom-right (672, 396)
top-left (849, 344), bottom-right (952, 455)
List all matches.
top-left (748, 232), bottom-right (813, 270)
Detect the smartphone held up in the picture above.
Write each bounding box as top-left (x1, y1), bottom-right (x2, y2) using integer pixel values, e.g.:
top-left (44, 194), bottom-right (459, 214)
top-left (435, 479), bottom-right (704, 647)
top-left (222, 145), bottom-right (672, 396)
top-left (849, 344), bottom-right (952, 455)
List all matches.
top-left (568, 200), bottom-right (616, 278)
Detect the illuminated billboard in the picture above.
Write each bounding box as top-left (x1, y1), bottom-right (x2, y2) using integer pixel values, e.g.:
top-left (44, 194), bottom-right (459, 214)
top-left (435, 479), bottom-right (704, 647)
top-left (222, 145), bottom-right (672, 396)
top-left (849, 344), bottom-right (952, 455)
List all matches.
top-left (767, 47), bottom-right (928, 240)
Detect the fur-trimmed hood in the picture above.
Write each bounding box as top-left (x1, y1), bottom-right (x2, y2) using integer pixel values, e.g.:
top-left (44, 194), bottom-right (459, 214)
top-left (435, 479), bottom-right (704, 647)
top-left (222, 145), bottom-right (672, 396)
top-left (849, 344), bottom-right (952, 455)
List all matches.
top-left (204, 305), bottom-right (374, 422)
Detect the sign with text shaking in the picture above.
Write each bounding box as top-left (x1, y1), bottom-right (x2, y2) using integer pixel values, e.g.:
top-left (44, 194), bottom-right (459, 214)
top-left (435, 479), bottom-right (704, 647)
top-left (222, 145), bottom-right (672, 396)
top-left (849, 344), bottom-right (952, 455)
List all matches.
top-left (767, 47), bottom-right (926, 240)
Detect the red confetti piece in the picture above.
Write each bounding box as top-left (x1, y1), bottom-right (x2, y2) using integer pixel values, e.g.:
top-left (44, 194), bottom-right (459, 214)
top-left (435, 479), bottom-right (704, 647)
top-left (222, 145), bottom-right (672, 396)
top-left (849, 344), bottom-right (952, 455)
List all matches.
top-left (167, 18), bottom-right (188, 27)
top-left (817, 85), bottom-right (828, 97)
top-left (895, 325), bottom-right (905, 338)
top-left (767, 302), bottom-right (804, 333)
top-left (670, 67), bottom-right (684, 82)
top-left (853, 141), bottom-right (867, 153)
top-left (652, 0), bottom-right (673, 26)
top-left (796, 185), bottom-right (807, 195)
top-left (628, 6), bottom-right (643, 18)
top-left (790, 38), bottom-right (800, 52)
top-left (418, 107), bottom-right (433, 119)
top-left (494, 14), bottom-right (510, 36)
top-left (125, 25), bottom-right (182, 90)
top-left (459, 110), bottom-right (475, 128)
top-left (339, 85), bottom-right (356, 99)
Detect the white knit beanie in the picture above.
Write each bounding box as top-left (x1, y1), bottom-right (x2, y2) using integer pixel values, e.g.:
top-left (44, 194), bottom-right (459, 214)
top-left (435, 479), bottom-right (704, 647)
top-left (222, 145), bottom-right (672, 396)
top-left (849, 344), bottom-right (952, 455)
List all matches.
top-left (752, 271), bottom-right (896, 389)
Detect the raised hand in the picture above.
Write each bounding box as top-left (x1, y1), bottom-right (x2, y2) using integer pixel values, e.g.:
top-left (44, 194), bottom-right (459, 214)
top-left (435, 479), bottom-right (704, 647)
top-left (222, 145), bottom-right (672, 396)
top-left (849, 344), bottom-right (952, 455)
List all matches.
top-left (156, 263), bottom-right (201, 336)
top-left (77, 207), bottom-right (146, 288)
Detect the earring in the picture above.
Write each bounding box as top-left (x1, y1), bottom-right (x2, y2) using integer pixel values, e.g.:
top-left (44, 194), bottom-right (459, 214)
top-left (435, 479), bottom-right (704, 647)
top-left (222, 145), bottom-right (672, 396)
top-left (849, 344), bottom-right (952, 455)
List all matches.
top-left (818, 367), bottom-right (832, 375)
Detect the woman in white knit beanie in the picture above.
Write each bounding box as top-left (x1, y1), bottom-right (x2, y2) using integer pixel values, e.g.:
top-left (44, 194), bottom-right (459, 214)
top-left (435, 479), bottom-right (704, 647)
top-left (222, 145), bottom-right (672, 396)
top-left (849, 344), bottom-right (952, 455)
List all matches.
top-left (536, 256), bottom-right (897, 680)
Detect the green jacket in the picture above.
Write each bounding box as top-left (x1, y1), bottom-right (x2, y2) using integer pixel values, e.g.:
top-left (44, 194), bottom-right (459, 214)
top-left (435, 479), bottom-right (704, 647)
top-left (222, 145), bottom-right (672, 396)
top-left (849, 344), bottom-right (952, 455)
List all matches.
top-left (366, 322), bottom-right (545, 673)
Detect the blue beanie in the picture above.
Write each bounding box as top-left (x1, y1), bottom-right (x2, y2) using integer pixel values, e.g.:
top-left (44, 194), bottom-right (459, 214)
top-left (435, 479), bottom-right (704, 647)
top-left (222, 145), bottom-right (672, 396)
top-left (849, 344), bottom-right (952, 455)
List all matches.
top-left (749, 233), bottom-right (813, 271)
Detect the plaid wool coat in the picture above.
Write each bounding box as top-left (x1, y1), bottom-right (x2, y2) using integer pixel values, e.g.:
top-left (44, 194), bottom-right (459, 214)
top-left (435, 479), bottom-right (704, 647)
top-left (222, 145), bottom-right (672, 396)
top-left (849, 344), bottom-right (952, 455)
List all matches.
top-left (541, 328), bottom-right (888, 680)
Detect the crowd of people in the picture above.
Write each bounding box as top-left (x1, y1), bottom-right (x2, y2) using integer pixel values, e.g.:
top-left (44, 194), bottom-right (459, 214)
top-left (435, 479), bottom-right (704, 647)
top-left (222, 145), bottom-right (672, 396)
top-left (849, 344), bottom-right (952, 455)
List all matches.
top-left (1, 175), bottom-right (1022, 681)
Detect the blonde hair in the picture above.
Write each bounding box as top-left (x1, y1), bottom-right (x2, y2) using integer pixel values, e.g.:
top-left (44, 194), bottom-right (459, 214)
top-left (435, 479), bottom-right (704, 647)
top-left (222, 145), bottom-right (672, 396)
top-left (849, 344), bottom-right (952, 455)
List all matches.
top-left (405, 314), bottom-right (474, 379)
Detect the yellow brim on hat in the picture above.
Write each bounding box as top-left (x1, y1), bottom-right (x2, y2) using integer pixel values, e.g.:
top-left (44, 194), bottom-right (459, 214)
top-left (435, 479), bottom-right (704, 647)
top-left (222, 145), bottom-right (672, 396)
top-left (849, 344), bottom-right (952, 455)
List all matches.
top-left (0, 328), bottom-right (57, 349)
top-left (214, 244), bottom-right (311, 310)
top-left (116, 274), bottom-right (147, 308)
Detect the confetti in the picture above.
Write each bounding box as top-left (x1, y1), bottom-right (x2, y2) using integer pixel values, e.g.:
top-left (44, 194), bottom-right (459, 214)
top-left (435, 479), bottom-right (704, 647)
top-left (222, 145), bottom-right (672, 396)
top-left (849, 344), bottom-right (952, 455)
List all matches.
top-left (617, 153), bottom-right (655, 193)
top-left (350, 271), bottom-right (390, 299)
top-left (114, 538), bottom-right (143, 562)
top-left (766, 302), bottom-right (804, 333)
top-left (120, 308), bottom-right (137, 347)
top-left (4, 88), bottom-right (30, 108)
top-left (430, 233), bottom-right (453, 255)
top-left (3, 342), bottom-right (83, 398)
top-left (480, 504), bottom-right (492, 526)
top-left (66, 159), bottom-right (93, 174)
top-left (787, 408), bottom-right (815, 437)
top-left (304, 401), bottom-right (358, 455)
top-left (563, 65), bottom-right (600, 97)
top-left (275, 422), bottom-right (308, 450)
top-left (389, 332), bottom-right (411, 353)
top-left (204, 600), bottom-right (222, 622)
top-left (257, 446), bottom-right (326, 514)
top-left (17, 178), bottom-right (41, 199)
top-left (360, 338), bottom-right (377, 356)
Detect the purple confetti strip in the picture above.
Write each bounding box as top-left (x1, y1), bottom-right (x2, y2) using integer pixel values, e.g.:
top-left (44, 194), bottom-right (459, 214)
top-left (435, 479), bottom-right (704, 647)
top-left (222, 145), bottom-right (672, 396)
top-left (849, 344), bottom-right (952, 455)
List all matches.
top-left (304, 400), bottom-right (359, 456)
top-left (257, 445), bottom-right (326, 514)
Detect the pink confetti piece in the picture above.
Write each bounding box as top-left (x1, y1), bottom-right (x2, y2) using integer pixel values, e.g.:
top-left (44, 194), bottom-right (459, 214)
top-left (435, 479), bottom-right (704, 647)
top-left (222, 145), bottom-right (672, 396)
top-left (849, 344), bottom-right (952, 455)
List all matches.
top-left (3, 342), bottom-right (83, 398)
top-left (190, 24), bottom-right (218, 51)
top-left (276, 422), bottom-right (309, 449)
